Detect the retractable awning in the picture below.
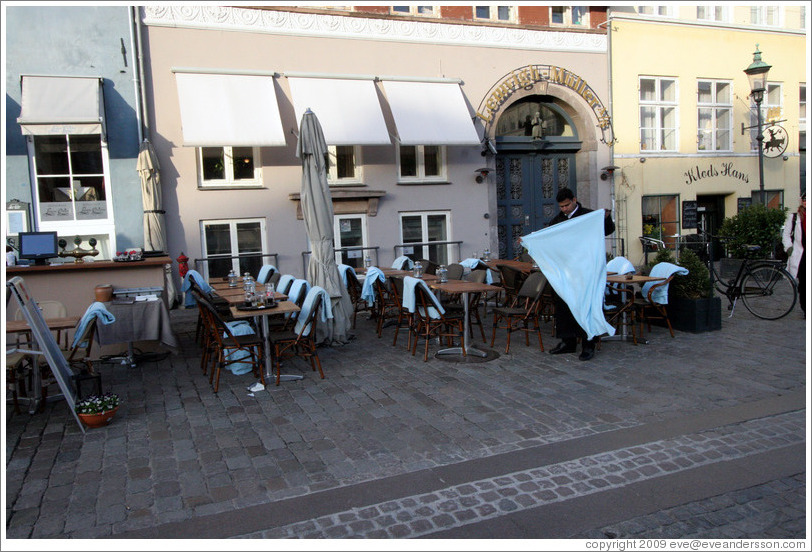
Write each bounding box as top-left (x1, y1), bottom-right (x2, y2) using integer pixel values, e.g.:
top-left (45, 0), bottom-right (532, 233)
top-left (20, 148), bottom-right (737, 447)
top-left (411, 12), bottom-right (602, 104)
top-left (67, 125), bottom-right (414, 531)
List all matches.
top-left (174, 72), bottom-right (286, 147)
top-left (287, 77), bottom-right (391, 145)
top-left (17, 76), bottom-right (104, 136)
top-left (382, 80), bottom-right (480, 146)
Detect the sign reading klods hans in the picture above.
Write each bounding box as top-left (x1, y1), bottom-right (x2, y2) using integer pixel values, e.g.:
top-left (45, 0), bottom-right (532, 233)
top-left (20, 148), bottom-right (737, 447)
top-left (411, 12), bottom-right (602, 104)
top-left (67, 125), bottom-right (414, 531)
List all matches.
top-left (684, 162), bottom-right (750, 185)
top-left (477, 64), bottom-right (615, 146)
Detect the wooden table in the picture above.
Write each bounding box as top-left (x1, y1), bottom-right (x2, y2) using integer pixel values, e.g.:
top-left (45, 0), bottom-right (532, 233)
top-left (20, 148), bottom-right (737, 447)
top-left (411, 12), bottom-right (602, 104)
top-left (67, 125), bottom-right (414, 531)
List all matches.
top-left (6, 316), bottom-right (80, 336)
top-left (603, 274), bottom-right (666, 344)
top-left (387, 270), bottom-right (439, 281)
top-left (230, 300), bottom-right (301, 384)
top-left (217, 288), bottom-right (287, 305)
top-left (486, 259), bottom-right (537, 273)
top-left (429, 280), bottom-right (502, 358)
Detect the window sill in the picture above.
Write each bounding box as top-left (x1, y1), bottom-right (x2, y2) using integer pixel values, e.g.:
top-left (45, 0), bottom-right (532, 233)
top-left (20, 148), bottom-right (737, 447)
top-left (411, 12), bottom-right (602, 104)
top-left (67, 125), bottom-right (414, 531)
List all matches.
top-left (198, 184), bottom-right (266, 191)
top-left (396, 181), bottom-right (451, 186)
top-left (289, 189), bottom-right (386, 219)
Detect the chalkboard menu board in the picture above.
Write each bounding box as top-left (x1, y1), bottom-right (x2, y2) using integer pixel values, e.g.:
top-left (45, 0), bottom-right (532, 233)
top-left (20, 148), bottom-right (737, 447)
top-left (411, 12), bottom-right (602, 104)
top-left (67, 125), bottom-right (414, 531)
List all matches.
top-left (682, 201), bottom-right (697, 229)
top-left (737, 197), bottom-right (752, 213)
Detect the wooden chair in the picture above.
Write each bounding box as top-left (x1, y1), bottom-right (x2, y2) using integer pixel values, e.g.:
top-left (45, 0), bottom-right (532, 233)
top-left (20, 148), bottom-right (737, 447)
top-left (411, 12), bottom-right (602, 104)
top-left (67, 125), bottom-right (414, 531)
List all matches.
top-left (408, 280), bottom-right (465, 362)
top-left (634, 262), bottom-right (686, 338)
top-left (345, 268), bottom-right (373, 329)
top-left (373, 278), bottom-right (400, 338)
top-left (196, 295), bottom-right (265, 393)
top-left (490, 271), bottom-right (547, 354)
top-left (497, 264), bottom-right (528, 307)
top-left (445, 263), bottom-right (464, 281)
top-left (267, 290), bottom-right (325, 386)
top-left (417, 259), bottom-right (438, 275)
top-left (603, 281), bottom-right (639, 345)
top-left (388, 276), bottom-right (415, 348)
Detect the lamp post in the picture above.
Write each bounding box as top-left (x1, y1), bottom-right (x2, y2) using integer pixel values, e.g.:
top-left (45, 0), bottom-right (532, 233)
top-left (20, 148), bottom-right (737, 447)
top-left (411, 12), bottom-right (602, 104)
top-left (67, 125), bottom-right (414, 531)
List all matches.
top-left (743, 44), bottom-right (772, 206)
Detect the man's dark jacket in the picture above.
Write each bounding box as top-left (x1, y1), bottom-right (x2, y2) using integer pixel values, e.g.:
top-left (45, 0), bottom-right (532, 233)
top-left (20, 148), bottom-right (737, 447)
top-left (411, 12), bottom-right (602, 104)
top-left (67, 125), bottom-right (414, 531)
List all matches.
top-left (547, 202), bottom-right (615, 236)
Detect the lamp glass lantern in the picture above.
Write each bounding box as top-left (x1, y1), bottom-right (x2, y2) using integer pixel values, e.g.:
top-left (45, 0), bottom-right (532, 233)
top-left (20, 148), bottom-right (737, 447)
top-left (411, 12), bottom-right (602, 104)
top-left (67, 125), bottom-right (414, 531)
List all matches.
top-left (744, 45), bottom-right (771, 102)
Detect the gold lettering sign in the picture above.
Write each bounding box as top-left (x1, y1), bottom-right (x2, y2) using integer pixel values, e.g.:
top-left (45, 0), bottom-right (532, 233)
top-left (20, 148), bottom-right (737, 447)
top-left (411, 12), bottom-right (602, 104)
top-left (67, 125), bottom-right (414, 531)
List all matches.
top-left (477, 64), bottom-right (615, 145)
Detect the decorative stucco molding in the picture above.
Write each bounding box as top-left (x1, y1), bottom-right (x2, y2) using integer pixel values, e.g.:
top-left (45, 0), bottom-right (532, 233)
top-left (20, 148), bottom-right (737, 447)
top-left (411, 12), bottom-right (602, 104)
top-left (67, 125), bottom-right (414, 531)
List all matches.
top-left (142, 6), bottom-right (606, 53)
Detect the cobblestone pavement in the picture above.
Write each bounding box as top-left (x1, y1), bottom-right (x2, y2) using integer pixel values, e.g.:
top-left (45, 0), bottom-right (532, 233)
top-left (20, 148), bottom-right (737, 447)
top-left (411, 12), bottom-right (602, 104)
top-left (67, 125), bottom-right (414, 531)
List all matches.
top-left (4, 299), bottom-right (807, 542)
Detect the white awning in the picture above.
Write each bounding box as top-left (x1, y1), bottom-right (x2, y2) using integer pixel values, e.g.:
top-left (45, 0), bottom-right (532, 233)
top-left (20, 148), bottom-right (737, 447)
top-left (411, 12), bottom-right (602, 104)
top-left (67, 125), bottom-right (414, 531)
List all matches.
top-left (287, 77), bottom-right (391, 145)
top-left (17, 76), bottom-right (104, 136)
top-left (382, 80), bottom-right (481, 146)
top-left (174, 72), bottom-right (286, 147)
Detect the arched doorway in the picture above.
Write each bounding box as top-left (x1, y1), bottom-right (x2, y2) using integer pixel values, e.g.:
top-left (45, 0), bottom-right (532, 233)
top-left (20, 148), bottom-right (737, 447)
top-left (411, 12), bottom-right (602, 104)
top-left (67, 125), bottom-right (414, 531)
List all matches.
top-left (493, 96), bottom-right (582, 259)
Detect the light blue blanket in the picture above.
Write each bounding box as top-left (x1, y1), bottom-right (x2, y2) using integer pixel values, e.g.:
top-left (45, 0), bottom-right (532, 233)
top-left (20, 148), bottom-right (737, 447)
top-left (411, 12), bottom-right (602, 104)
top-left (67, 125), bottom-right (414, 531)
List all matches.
top-left (285, 279), bottom-right (311, 320)
top-left (257, 264), bottom-right (277, 284)
top-left (337, 264), bottom-right (356, 287)
top-left (641, 262), bottom-right (689, 305)
top-left (521, 210), bottom-right (615, 340)
top-left (276, 274), bottom-right (295, 295)
top-left (72, 302), bottom-right (116, 348)
top-left (460, 258), bottom-right (494, 283)
top-left (295, 286), bottom-right (334, 336)
top-left (392, 256), bottom-right (414, 270)
top-left (606, 256), bottom-right (635, 275)
top-left (360, 267), bottom-right (385, 304)
top-left (402, 276), bottom-right (444, 319)
top-left (223, 320), bottom-right (257, 375)
top-left (181, 270), bottom-right (213, 307)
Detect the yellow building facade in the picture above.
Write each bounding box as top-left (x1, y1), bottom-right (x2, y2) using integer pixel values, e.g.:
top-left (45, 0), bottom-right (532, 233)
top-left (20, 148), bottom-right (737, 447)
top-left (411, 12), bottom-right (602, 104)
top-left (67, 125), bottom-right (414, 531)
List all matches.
top-left (608, 5), bottom-right (807, 264)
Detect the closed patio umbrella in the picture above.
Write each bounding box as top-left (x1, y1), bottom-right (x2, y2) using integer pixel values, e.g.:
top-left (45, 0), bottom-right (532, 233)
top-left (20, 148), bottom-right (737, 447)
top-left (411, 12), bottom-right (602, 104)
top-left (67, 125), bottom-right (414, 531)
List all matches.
top-left (137, 139), bottom-right (178, 308)
top-left (296, 109), bottom-right (353, 345)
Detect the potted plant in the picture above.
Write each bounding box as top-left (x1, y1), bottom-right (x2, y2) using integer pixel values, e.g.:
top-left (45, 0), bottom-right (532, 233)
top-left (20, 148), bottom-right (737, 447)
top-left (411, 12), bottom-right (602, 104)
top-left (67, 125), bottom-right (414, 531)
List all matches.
top-left (75, 393), bottom-right (120, 428)
top-left (644, 247), bottom-right (721, 333)
top-left (718, 204), bottom-right (787, 278)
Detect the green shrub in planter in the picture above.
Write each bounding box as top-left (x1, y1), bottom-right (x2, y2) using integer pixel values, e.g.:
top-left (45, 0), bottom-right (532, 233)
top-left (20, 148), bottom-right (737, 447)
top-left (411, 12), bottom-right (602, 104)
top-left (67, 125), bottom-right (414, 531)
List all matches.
top-left (719, 204), bottom-right (787, 259)
top-left (671, 248), bottom-right (711, 299)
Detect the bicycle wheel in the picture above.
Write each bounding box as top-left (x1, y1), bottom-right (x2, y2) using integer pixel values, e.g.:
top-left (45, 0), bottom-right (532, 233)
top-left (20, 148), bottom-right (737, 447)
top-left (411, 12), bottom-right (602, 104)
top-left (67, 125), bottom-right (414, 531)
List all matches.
top-left (740, 265), bottom-right (798, 320)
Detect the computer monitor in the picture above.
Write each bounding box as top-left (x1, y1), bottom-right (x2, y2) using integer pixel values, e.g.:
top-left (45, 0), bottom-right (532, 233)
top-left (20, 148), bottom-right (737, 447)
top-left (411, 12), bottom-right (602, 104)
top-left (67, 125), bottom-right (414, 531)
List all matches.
top-left (18, 231), bottom-right (59, 266)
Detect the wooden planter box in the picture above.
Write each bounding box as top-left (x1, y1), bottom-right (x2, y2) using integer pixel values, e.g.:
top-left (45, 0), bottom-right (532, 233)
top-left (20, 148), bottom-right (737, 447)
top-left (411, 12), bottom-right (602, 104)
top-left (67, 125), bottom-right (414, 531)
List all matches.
top-left (665, 296), bottom-right (722, 333)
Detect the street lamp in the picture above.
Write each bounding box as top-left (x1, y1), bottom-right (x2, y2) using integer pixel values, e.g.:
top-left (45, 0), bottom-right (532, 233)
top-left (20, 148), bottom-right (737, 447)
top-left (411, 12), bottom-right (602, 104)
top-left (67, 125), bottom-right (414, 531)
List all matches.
top-left (743, 44), bottom-right (772, 206)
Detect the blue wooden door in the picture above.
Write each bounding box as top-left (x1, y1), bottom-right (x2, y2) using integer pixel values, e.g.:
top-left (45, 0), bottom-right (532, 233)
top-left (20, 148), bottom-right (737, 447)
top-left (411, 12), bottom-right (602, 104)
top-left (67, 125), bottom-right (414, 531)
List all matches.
top-left (495, 153), bottom-right (575, 260)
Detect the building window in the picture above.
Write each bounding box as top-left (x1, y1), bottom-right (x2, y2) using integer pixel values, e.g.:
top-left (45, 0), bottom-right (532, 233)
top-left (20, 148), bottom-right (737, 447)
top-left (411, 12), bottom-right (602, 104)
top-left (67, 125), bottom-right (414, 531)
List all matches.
top-left (638, 6), bottom-right (673, 17)
top-left (328, 145), bottom-right (362, 185)
top-left (474, 6), bottom-right (514, 22)
top-left (696, 6), bottom-right (729, 22)
top-left (801, 5), bottom-right (807, 29)
top-left (550, 6), bottom-right (589, 26)
top-left (397, 145), bottom-right (446, 182)
top-left (400, 211), bottom-right (451, 265)
top-left (199, 146), bottom-right (261, 187)
top-left (642, 195), bottom-right (680, 251)
top-left (392, 6), bottom-right (435, 16)
top-left (639, 77), bottom-right (678, 152)
top-left (800, 83), bottom-right (806, 131)
top-left (333, 214), bottom-right (368, 269)
top-left (750, 190), bottom-right (784, 209)
top-left (200, 218), bottom-right (267, 280)
top-left (750, 6), bottom-right (781, 26)
top-left (697, 80), bottom-right (732, 152)
top-left (750, 83), bottom-right (783, 151)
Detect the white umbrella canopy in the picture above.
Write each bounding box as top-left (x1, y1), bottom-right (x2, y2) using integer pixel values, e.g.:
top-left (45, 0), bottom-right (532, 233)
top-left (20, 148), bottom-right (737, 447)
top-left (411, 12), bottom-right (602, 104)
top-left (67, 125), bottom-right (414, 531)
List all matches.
top-left (137, 139), bottom-right (178, 308)
top-left (296, 109), bottom-right (354, 344)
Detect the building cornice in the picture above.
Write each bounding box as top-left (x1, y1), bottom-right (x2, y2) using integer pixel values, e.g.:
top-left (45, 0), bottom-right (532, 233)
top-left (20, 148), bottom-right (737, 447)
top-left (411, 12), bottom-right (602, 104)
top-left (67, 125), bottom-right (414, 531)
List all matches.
top-left (608, 13), bottom-right (806, 37)
top-left (142, 5), bottom-right (607, 53)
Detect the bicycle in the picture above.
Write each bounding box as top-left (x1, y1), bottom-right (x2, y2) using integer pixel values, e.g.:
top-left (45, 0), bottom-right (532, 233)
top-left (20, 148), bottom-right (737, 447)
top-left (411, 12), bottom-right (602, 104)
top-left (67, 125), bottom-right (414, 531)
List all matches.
top-left (699, 231), bottom-right (797, 320)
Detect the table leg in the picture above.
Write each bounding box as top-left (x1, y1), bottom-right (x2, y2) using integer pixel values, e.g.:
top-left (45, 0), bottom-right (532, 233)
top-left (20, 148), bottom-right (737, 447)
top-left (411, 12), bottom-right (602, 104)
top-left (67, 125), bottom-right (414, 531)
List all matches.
top-left (258, 314), bottom-right (303, 385)
top-left (437, 292), bottom-right (488, 358)
top-left (600, 288), bottom-right (650, 345)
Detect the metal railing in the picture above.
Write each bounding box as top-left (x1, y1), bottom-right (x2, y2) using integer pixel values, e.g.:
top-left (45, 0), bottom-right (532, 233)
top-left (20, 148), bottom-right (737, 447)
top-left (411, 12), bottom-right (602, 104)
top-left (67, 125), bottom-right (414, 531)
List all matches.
top-left (393, 240), bottom-right (463, 264)
top-left (193, 253), bottom-right (279, 280)
top-left (301, 246), bottom-right (381, 276)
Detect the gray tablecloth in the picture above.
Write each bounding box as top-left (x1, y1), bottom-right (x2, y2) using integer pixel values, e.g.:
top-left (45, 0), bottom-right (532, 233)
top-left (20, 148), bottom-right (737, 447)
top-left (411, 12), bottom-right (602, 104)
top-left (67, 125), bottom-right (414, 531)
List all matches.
top-left (96, 299), bottom-right (179, 350)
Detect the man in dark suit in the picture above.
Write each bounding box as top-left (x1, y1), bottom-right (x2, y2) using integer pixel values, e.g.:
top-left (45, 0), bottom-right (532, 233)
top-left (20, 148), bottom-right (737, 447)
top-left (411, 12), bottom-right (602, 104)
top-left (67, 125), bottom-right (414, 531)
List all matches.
top-left (546, 188), bottom-right (615, 361)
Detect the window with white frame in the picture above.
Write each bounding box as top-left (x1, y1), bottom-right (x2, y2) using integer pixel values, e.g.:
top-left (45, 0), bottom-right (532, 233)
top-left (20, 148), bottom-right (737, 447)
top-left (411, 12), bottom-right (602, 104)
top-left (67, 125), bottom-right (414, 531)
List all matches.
top-left (391, 6), bottom-right (435, 16)
top-left (638, 5), bottom-right (674, 17)
top-left (397, 144), bottom-right (446, 182)
top-left (750, 83), bottom-right (783, 151)
top-left (697, 80), bottom-right (732, 151)
top-left (327, 145), bottom-right (362, 185)
top-left (199, 146), bottom-right (261, 187)
top-left (550, 6), bottom-right (589, 26)
top-left (801, 5), bottom-right (807, 29)
top-left (696, 6), bottom-right (729, 22)
top-left (400, 211), bottom-right (451, 265)
top-left (474, 6), bottom-right (514, 22)
top-left (750, 6), bottom-right (781, 26)
top-left (639, 77), bottom-right (678, 152)
top-left (800, 83), bottom-right (806, 131)
top-left (750, 189), bottom-right (784, 209)
top-left (201, 218), bottom-right (267, 280)
top-left (333, 214), bottom-right (368, 269)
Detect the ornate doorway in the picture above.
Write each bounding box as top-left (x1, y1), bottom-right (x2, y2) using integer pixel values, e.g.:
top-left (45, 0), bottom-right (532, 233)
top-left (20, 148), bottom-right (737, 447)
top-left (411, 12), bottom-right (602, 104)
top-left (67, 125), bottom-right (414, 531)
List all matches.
top-left (494, 96), bottom-right (581, 260)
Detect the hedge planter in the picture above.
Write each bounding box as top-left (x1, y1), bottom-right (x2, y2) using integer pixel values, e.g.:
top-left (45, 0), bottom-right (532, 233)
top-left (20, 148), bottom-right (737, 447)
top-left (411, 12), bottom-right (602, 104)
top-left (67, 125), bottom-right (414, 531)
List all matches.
top-left (665, 296), bottom-right (722, 333)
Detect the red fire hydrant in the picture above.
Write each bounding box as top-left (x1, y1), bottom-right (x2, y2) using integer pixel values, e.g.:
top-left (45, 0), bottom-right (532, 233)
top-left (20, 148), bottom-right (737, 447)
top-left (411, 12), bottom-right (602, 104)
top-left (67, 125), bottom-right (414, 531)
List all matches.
top-left (176, 251), bottom-right (189, 280)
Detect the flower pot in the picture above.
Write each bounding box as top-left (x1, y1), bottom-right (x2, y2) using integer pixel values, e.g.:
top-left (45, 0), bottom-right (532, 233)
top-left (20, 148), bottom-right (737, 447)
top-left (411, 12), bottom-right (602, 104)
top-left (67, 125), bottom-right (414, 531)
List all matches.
top-left (77, 407), bottom-right (118, 428)
top-left (665, 296), bottom-right (722, 333)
